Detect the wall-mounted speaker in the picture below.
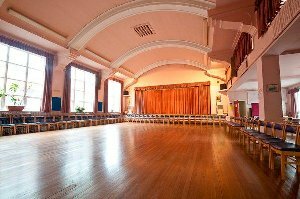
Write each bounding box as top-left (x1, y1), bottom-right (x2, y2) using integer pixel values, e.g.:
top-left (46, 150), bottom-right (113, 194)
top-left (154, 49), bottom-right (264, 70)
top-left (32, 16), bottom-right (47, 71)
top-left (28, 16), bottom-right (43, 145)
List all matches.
top-left (220, 84), bottom-right (227, 90)
top-left (123, 90), bottom-right (129, 96)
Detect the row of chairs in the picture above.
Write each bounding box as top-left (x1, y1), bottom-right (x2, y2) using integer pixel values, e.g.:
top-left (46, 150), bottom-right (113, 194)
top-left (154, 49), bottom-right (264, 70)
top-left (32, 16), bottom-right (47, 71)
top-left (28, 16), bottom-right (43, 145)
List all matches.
top-left (226, 117), bottom-right (300, 180)
top-left (0, 113), bottom-right (123, 136)
top-left (125, 114), bottom-right (227, 126)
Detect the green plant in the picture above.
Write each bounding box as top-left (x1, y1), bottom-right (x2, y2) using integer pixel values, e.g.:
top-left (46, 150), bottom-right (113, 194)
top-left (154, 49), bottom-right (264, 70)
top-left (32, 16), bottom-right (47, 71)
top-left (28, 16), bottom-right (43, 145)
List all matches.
top-left (75, 106), bottom-right (85, 113)
top-left (0, 83), bottom-right (25, 106)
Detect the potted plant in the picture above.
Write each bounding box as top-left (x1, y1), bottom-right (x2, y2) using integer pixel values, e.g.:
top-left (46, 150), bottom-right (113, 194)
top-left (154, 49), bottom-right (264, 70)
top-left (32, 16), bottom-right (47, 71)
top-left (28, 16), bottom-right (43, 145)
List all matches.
top-left (75, 106), bottom-right (85, 113)
top-left (0, 83), bottom-right (25, 111)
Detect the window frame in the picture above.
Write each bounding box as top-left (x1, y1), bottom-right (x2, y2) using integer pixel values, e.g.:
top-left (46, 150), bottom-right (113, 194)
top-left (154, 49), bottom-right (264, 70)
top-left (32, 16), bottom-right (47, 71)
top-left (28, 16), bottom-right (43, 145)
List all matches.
top-left (70, 66), bottom-right (96, 112)
top-left (107, 79), bottom-right (122, 113)
top-left (0, 43), bottom-right (46, 111)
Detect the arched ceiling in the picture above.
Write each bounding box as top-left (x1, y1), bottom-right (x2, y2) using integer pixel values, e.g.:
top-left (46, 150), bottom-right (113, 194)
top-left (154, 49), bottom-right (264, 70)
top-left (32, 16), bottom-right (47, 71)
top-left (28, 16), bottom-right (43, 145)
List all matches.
top-left (0, 0), bottom-right (253, 81)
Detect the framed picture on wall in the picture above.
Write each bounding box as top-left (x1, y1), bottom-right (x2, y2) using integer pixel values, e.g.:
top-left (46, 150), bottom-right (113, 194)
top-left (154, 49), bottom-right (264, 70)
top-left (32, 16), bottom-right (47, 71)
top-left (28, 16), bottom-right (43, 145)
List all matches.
top-left (267, 84), bottom-right (279, 92)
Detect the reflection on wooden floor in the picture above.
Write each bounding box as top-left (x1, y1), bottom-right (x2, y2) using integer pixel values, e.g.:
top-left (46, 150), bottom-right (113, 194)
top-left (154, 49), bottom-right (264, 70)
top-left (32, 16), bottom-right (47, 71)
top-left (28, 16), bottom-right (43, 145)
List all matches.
top-left (0, 123), bottom-right (299, 199)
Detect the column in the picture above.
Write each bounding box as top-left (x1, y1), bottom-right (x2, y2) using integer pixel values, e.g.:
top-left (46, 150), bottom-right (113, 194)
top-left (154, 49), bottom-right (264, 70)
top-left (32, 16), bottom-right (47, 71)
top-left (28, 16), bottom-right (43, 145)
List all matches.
top-left (257, 55), bottom-right (283, 121)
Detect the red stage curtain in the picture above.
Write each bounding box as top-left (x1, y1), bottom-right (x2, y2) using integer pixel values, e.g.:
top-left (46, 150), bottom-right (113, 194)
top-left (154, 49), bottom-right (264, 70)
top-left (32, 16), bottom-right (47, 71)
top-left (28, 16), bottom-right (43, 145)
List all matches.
top-left (231, 33), bottom-right (253, 78)
top-left (134, 82), bottom-right (210, 115)
top-left (62, 65), bottom-right (71, 113)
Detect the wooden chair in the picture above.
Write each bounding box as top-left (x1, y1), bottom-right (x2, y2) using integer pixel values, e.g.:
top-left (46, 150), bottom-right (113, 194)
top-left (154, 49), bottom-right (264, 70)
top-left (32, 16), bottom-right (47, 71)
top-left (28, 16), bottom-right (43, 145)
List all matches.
top-left (0, 117), bottom-right (16, 136)
top-left (54, 115), bottom-right (67, 130)
top-left (269, 125), bottom-right (300, 179)
top-left (226, 117), bottom-right (244, 138)
top-left (35, 116), bottom-right (48, 132)
top-left (63, 115), bottom-right (74, 129)
top-left (257, 123), bottom-right (286, 161)
top-left (13, 116), bottom-right (29, 134)
top-left (25, 116), bottom-right (40, 133)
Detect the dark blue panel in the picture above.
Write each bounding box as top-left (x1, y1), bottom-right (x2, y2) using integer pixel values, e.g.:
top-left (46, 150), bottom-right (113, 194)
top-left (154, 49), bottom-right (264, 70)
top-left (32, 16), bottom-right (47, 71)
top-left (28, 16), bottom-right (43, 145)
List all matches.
top-left (52, 97), bottom-right (61, 111)
top-left (98, 102), bottom-right (103, 112)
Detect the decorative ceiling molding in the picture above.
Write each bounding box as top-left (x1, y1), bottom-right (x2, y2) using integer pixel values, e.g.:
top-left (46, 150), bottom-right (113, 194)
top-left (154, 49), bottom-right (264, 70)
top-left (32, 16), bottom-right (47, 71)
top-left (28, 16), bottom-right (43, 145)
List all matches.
top-left (7, 9), bottom-right (67, 41)
top-left (68, 0), bottom-right (215, 50)
top-left (204, 71), bottom-right (226, 82)
top-left (111, 40), bottom-right (211, 69)
top-left (208, 18), bottom-right (257, 49)
top-left (85, 49), bottom-right (111, 66)
top-left (208, 18), bottom-right (257, 36)
top-left (124, 78), bottom-right (138, 90)
top-left (134, 59), bottom-right (209, 78)
top-left (117, 67), bottom-right (135, 78)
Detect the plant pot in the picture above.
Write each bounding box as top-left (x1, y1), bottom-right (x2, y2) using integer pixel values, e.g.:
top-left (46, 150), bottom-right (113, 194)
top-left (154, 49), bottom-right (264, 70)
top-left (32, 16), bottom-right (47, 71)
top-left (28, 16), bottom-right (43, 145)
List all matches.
top-left (7, 106), bottom-right (25, 112)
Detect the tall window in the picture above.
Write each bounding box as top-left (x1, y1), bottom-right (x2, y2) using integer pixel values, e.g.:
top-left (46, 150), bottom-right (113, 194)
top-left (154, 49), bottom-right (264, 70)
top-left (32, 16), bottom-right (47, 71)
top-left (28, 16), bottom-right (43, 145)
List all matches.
top-left (108, 79), bottom-right (121, 112)
top-left (70, 67), bottom-right (95, 112)
top-left (296, 91), bottom-right (300, 118)
top-left (0, 42), bottom-right (46, 111)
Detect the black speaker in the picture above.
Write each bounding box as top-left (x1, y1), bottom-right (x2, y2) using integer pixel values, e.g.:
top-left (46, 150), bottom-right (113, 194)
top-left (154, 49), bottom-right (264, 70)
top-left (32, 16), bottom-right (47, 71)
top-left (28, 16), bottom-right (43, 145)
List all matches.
top-left (220, 84), bottom-right (227, 90)
top-left (123, 90), bottom-right (129, 96)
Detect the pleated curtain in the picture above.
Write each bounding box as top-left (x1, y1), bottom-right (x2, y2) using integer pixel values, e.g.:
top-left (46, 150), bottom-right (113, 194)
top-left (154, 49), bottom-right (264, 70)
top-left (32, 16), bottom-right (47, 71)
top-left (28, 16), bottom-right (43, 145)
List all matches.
top-left (135, 82), bottom-right (210, 115)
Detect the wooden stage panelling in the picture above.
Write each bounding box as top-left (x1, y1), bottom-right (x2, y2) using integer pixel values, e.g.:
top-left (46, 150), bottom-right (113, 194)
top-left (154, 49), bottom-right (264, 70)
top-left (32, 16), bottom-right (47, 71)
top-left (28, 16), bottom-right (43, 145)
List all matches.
top-left (0, 123), bottom-right (299, 199)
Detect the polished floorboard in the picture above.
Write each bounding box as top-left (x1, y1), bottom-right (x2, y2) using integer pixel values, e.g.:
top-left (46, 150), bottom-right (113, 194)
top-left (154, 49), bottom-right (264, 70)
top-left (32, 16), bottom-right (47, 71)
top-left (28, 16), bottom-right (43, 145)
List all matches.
top-left (0, 123), bottom-right (299, 199)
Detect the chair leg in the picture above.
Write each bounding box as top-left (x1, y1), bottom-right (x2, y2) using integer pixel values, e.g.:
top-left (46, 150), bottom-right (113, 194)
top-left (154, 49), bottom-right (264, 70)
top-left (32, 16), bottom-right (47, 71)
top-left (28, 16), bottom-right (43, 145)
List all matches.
top-left (269, 149), bottom-right (275, 170)
top-left (281, 154), bottom-right (287, 180)
top-left (259, 143), bottom-right (264, 161)
top-left (296, 157), bottom-right (300, 173)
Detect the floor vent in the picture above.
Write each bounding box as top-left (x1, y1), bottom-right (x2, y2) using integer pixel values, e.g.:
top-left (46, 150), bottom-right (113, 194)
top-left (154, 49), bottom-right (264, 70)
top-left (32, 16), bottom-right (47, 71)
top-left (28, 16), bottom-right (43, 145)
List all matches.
top-left (133, 23), bottom-right (155, 37)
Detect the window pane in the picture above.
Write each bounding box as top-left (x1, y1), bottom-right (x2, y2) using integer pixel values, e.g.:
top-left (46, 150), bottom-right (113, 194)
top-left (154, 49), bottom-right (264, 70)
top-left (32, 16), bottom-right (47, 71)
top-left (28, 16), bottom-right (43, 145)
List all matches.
top-left (75, 69), bottom-right (85, 81)
top-left (25, 97), bottom-right (41, 111)
top-left (7, 63), bottom-right (26, 81)
top-left (5, 95), bottom-right (24, 106)
top-left (28, 68), bottom-right (45, 84)
top-left (71, 87), bottom-right (75, 101)
top-left (85, 92), bottom-right (94, 103)
top-left (9, 47), bottom-right (28, 66)
top-left (28, 53), bottom-right (46, 70)
top-left (26, 83), bottom-right (44, 98)
top-left (0, 43), bottom-right (8, 61)
top-left (84, 102), bottom-right (93, 112)
top-left (108, 80), bottom-right (121, 112)
top-left (71, 67), bottom-right (76, 80)
top-left (74, 101), bottom-right (84, 109)
top-left (0, 77), bottom-right (4, 90)
top-left (0, 61), bottom-right (6, 77)
top-left (75, 90), bottom-right (84, 101)
top-left (75, 80), bottom-right (84, 91)
top-left (6, 79), bottom-right (25, 96)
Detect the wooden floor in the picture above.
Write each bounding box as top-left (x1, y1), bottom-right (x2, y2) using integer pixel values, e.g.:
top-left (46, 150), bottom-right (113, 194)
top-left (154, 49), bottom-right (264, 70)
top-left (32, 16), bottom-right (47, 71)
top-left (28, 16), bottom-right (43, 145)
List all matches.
top-left (0, 123), bottom-right (299, 199)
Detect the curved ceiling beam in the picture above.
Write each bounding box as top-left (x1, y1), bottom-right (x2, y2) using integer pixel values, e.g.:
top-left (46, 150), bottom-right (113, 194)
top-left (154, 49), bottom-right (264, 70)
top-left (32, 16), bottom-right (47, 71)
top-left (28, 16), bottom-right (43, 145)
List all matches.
top-left (134, 59), bottom-right (208, 78)
top-left (68, 0), bottom-right (215, 50)
top-left (111, 40), bottom-right (211, 69)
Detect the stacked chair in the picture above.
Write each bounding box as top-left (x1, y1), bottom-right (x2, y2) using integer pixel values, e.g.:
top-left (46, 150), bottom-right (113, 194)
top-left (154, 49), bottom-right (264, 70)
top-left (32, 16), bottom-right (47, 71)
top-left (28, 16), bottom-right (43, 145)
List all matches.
top-left (0, 112), bottom-right (124, 137)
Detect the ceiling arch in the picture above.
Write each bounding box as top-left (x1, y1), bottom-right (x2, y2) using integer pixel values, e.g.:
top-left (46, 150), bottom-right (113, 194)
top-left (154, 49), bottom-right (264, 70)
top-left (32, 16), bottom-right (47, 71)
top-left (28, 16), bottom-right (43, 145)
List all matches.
top-left (134, 59), bottom-right (208, 78)
top-left (111, 40), bottom-right (211, 69)
top-left (68, 0), bottom-right (215, 50)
